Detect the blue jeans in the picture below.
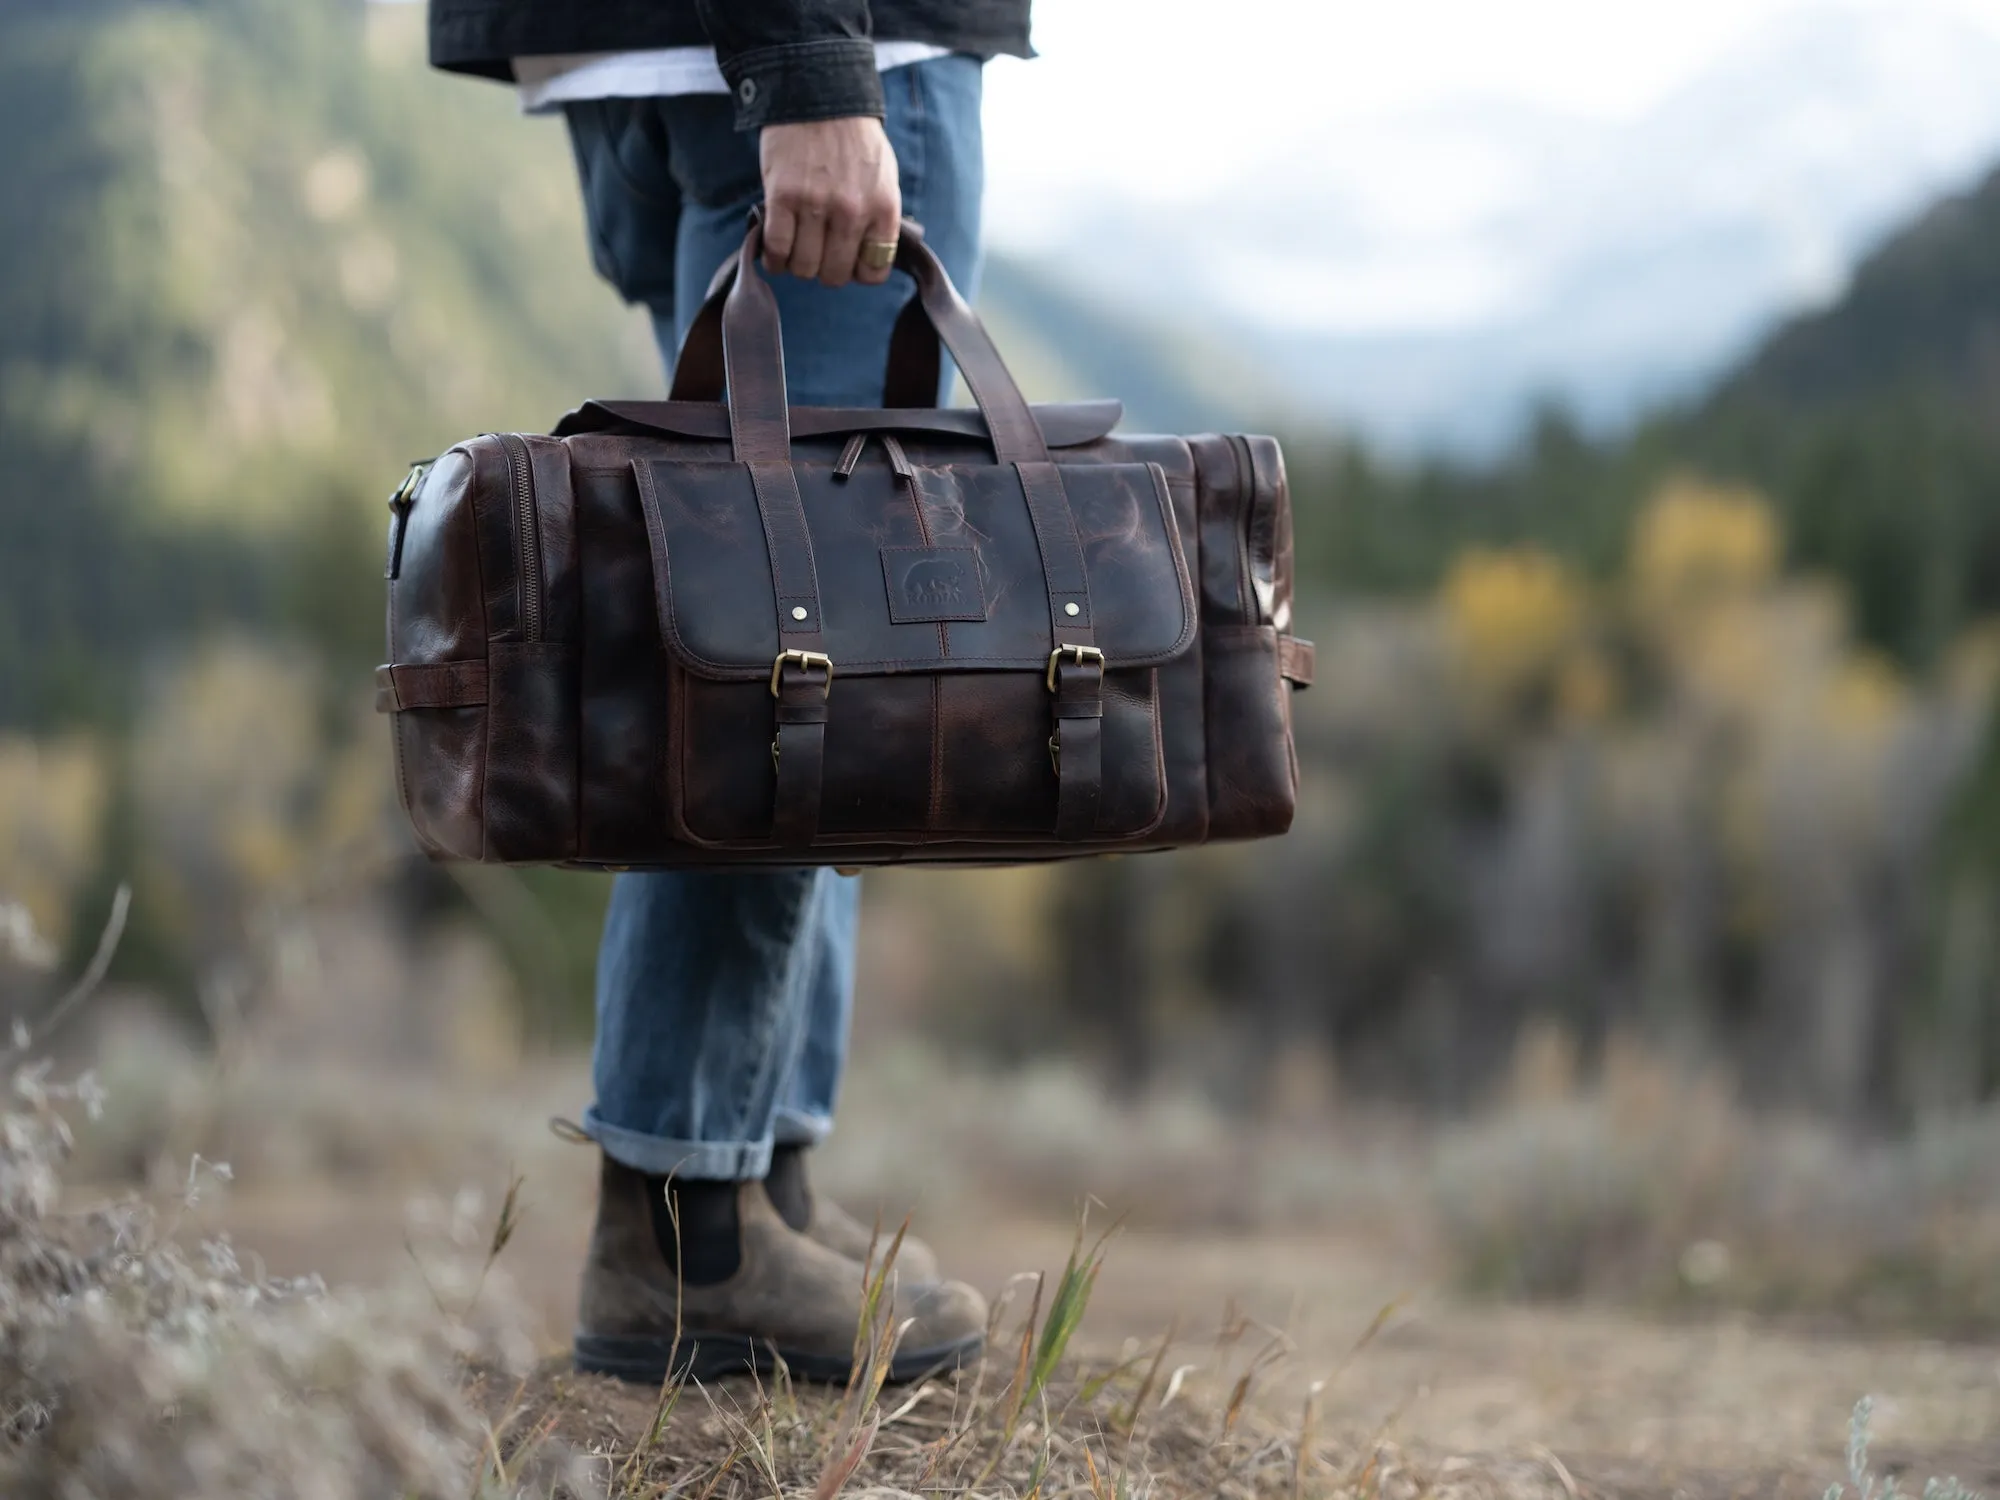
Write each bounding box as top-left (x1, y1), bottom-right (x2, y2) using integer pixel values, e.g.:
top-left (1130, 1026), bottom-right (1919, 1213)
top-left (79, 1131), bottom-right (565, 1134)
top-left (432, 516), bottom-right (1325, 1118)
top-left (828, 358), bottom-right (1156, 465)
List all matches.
top-left (563, 56), bottom-right (985, 1180)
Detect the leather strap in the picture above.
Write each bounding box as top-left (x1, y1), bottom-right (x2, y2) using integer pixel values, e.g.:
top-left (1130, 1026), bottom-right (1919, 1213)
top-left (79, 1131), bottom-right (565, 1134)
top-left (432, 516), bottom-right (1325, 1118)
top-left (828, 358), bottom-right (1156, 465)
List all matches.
top-left (884, 290), bottom-right (941, 406)
top-left (676, 218), bottom-right (1055, 466)
top-left (772, 673), bottom-right (830, 845)
top-left (671, 228), bottom-right (938, 407)
top-left (374, 661), bottom-right (488, 714)
top-left (662, 247), bottom-right (751, 404)
top-left (1016, 461), bottom-right (1093, 635)
top-left (1051, 656), bottom-right (1104, 839)
top-left (717, 223), bottom-right (830, 844)
top-left (888, 226), bottom-right (1051, 464)
top-left (882, 237), bottom-right (1107, 836)
top-left (1017, 460), bottom-right (1102, 838)
top-left (1280, 635), bottom-right (1316, 689)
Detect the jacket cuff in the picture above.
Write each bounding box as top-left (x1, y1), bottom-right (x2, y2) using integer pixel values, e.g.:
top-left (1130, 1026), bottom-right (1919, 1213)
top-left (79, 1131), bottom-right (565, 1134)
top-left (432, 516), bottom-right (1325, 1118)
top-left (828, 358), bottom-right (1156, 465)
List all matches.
top-left (721, 39), bottom-right (886, 129)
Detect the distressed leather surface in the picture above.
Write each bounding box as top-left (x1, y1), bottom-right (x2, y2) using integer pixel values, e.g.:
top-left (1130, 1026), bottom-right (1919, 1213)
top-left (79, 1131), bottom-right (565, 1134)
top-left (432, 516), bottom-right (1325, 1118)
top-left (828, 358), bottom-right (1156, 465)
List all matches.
top-left (379, 220), bottom-right (1308, 867)
top-left (638, 458), bottom-right (1191, 674)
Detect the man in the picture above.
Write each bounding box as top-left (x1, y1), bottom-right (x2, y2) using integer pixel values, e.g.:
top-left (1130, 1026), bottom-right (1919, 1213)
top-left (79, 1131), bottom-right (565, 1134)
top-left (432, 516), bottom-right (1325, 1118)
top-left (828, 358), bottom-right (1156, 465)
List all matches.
top-left (428, 1), bottom-right (1030, 1385)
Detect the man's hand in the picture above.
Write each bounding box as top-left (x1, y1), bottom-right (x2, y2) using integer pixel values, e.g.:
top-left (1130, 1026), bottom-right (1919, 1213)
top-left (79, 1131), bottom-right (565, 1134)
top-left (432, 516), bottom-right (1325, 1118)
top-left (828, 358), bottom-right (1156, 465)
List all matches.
top-left (759, 116), bottom-right (902, 288)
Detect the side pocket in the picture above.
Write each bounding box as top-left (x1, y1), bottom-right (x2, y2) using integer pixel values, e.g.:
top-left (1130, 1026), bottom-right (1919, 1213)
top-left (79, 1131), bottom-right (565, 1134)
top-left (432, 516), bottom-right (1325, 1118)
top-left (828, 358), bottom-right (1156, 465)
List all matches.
top-left (1202, 623), bottom-right (1298, 841)
top-left (481, 641), bottom-right (580, 862)
top-left (393, 706), bottom-right (488, 861)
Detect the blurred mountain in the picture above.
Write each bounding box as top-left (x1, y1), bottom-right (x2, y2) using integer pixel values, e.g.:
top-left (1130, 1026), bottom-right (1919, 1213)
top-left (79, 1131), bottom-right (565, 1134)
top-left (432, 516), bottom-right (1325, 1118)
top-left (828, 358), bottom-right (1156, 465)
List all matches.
top-left (974, 255), bottom-right (1293, 436)
top-left (990, 4), bottom-right (2000, 453)
top-left (1710, 160), bottom-right (2000, 416)
top-left (1309, 138), bottom-right (2000, 673)
top-left (0, 0), bottom-right (654, 725)
top-left (1680, 158), bottom-right (2000, 667)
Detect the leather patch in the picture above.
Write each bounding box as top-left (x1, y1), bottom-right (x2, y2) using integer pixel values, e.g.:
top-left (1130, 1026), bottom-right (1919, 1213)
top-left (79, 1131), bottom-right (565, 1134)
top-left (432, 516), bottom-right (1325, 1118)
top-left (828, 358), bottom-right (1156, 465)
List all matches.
top-left (881, 547), bottom-right (987, 623)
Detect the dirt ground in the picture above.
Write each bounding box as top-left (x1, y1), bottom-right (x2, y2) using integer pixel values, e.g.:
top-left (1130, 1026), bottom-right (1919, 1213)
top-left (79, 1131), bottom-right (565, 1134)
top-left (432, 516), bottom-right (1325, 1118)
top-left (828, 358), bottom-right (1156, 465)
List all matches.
top-left (214, 1171), bottom-right (2000, 1499)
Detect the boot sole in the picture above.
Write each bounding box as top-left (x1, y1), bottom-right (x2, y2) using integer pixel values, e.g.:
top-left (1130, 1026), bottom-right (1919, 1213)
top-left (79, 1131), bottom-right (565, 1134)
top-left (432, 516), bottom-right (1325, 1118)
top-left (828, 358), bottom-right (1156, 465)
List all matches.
top-left (573, 1328), bottom-right (984, 1387)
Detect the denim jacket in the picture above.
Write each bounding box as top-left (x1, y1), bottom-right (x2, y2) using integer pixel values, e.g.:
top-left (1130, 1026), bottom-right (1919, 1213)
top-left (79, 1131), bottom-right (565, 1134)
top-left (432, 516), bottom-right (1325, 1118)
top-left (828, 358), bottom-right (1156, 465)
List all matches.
top-left (429, 1), bottom-right (1031, 128)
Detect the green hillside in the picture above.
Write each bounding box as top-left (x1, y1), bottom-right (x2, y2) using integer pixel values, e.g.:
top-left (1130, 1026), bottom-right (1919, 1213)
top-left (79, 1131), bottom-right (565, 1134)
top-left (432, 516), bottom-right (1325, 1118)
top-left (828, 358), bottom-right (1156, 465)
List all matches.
top-left (0, 0), bottom-right (654, 727)
top-left (1304, 160), bottom-right (2000, 674)
top-left (1717, 164), bottom-right (2000, 414)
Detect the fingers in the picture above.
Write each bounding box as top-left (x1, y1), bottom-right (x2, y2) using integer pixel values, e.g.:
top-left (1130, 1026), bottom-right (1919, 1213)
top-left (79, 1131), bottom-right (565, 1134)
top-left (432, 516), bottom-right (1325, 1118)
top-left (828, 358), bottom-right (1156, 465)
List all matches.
top-left (762, 199), bottom-right (798, 277)
top-left (787, 204), bottom-right (830, 283)
top-left (818, 197), bottom-right (866, 290)
top-left (758, 118), bottom-right (902, 288)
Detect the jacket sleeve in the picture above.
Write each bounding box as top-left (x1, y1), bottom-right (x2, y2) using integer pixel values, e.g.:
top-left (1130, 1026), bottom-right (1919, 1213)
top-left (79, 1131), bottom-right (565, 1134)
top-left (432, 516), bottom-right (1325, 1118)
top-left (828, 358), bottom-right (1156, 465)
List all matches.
top-left (692, 1), bottom-right (886, 130)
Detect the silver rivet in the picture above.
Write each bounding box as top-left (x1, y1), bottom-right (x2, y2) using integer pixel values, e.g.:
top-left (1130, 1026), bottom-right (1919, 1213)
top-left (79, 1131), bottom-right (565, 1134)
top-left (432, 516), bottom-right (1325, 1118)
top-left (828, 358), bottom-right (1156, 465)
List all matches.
top-left (791, 606), bottom-right (809, 622)
top-left (1064, 602), bottom-right (1081, 617)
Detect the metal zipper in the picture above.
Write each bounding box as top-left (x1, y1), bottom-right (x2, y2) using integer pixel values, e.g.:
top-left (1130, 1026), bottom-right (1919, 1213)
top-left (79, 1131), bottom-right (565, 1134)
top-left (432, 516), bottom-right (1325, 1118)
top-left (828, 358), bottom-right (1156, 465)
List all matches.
top-left (497, 433), bottom-right (544, 641)
top-left (384, 460), bottom-right (429, 581)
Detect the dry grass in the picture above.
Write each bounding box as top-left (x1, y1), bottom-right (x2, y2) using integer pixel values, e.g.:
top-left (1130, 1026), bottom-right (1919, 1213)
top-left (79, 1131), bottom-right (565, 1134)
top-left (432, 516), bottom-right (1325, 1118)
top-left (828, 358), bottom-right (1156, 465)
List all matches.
top-left (478, 1273), bottom-right (1563, 1500)
top-left (59, 1018), bottom-right (2000, 1341)
top-left (0, 889), bottom-right (578, 1496)
top-left (0, 1046), bottom-right (1568, 1500)
top-left (6, 896), bottom-right (1993, 1495)
top-left (2, 896), bottom-right (1492, 1498)
top-left (0, 1043), bottom-right (1978, 1499)
top-left (0, 1054), bottom-right (597, 1498)
top-left (1429, 1033), bottom-right (2000, 1334)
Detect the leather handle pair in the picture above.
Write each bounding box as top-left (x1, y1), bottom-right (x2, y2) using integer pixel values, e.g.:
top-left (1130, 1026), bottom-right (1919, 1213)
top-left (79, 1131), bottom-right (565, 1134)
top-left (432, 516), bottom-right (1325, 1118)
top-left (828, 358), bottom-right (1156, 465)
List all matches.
top-left (669, 214), bottom-right (1054, 466)
top-left (672, 226), bottom-right (939, 409)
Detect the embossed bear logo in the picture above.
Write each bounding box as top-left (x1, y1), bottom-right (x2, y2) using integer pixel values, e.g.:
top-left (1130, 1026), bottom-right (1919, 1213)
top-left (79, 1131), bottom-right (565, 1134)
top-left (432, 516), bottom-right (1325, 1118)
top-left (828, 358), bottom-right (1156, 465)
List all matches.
top-left (902, 558), bottom-right (966, 608)
top-left (882, 545), bottom-right (986, 622)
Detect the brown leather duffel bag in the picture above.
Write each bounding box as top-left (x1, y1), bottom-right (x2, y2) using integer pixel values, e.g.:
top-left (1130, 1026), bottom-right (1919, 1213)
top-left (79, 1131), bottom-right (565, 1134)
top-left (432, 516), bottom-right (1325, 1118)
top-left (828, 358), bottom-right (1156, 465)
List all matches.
top-left (376, 221), bottom-right (1313, 867)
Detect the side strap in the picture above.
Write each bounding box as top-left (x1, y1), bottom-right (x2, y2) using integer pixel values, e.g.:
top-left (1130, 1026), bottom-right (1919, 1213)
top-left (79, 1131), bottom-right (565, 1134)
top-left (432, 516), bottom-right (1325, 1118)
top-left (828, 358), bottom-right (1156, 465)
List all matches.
top-left (1017, 460), bottom-right (1103, 839)
top-left (1280, 636), bottom-right (1316, 689)
top-left (374, 661), bottom-right (488, 714)
top-left (1051, 655), bottom-right (1104, 839)
top-left (772, 678), bottom-right (830, 846)
top-left (748, 461), bottom-right (830, 846)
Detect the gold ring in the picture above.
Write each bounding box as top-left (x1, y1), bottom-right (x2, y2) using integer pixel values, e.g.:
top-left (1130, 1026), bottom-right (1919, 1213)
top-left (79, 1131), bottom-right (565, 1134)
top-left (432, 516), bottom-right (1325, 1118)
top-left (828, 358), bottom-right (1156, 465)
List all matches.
top-left (859, 238), bottom-right (898, 272)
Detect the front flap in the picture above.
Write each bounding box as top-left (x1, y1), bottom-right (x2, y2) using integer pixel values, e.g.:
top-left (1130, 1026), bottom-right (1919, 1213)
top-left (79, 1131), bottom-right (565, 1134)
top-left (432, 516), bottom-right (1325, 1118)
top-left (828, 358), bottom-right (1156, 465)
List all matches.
top-left (635, 457), bottom-right (1195, 678)
top-left (557, 399), bottom-right (1123, 447)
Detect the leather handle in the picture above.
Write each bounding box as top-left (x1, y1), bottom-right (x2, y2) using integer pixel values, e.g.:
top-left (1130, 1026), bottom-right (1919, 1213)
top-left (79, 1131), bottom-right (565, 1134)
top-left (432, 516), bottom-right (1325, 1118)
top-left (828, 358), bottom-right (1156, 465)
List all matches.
top-left (718, 217), bottom-right (794, 462)
top-left (671, 240), bottom-right (939, 409)
top-left (883, 290), bottom-right (942, 407)
top-left (670, 214), bottom-right (1052, 465)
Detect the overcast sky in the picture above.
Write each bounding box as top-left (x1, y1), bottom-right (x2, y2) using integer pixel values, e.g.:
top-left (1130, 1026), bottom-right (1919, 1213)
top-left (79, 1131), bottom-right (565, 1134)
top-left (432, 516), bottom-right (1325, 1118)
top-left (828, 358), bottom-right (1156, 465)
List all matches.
top-left (982, 0), bottom-right (2000, 245)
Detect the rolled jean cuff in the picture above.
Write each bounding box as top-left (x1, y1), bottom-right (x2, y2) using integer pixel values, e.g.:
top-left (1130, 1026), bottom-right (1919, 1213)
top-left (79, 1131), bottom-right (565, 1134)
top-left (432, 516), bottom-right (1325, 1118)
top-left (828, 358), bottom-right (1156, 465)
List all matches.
top-left (773, 1107), bottom-right (833, 1148)
top-left (581, 1107), bottom-right (774, 1181)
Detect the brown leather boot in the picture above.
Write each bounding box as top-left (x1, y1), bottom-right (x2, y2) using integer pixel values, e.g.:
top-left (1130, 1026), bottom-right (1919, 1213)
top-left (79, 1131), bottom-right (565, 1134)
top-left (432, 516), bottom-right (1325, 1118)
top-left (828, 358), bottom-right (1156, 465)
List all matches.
top-left (764, 1144), bottom-right (942, 1285)
top-left (573, 1155), bottom-right (985, 1385)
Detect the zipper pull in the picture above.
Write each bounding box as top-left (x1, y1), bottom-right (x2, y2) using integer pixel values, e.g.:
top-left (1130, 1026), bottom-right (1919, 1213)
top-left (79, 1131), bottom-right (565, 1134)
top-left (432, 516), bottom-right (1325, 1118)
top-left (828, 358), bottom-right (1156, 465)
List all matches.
top-left (881, 434), bottom-right (916, 489)
top-left (833, 433), bottom-right (918, 491)
top-left (385, 461), bottom-right (428, 581)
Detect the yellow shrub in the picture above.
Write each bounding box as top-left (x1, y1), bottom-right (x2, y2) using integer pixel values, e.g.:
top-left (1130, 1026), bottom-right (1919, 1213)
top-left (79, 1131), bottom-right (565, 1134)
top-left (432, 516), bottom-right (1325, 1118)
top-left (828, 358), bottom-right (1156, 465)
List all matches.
top-left (1826, 651), bottom-right (1907, 737)
top-left (1439, 546), bottom-right (1587, 700)
top-left (1632, 476), bottom-right (1781, 613)
top-left (0, 737), bottom-right (109, 947)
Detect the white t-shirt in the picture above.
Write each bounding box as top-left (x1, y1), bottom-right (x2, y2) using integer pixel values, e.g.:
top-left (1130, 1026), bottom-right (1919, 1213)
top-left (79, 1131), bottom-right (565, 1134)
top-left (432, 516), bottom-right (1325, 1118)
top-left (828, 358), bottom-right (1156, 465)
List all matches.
top-left (515, 41), bottom-right (951, 114)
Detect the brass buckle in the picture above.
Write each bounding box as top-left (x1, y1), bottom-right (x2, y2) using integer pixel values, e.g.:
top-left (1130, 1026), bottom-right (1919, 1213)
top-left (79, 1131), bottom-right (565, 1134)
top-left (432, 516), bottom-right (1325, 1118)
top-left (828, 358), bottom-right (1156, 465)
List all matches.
top-left (770, 649), bottom-right (834, 698)
top-left (1045, 643), bottom-right (1105, 692)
